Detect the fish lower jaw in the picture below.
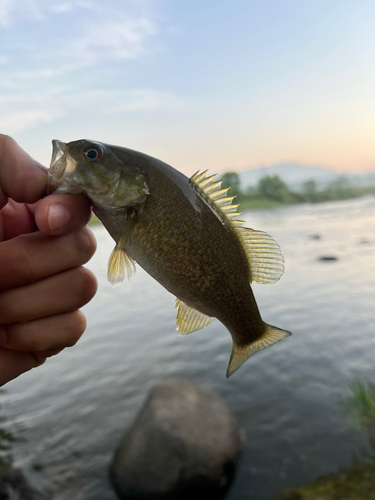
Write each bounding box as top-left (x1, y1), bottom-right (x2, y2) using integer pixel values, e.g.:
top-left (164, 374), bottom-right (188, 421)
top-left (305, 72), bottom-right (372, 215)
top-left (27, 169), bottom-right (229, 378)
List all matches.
top-left (53, 184), bottom-right (84, 195)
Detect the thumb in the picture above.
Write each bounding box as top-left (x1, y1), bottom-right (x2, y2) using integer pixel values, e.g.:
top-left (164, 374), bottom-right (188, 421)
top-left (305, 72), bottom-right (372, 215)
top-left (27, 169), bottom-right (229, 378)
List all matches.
top-left (0, 135), bottom-right (47, 209)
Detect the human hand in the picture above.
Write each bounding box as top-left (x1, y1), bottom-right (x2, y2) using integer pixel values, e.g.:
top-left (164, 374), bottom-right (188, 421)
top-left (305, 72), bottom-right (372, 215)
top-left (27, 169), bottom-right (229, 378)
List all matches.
top-left (0, 135), bottom-right (98, 386)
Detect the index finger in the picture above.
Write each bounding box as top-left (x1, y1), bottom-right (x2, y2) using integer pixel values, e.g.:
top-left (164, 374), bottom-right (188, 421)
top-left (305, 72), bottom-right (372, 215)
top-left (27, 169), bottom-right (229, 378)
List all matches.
top-left (0, 135), bottom-right (47, 208)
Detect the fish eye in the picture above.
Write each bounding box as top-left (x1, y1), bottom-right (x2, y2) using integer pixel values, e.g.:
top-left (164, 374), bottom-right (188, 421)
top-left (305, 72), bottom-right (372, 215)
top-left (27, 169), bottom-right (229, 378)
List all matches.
top-left (84, 146), bottom-right (103, 161)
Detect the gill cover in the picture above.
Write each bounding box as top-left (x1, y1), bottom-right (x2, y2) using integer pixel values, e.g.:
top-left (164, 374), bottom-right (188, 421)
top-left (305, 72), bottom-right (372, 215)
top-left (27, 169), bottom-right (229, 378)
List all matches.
top-left (47, 139), bottom-right (150, 211)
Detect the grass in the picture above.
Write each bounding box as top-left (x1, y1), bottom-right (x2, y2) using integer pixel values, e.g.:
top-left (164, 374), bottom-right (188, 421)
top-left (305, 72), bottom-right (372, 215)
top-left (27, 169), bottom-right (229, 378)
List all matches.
top-left (342, 380), bottom-right (375, 450)
top-left (276, 461), bottom-right (375, 500)
top-left (277, 380), bottom-right (375, 499)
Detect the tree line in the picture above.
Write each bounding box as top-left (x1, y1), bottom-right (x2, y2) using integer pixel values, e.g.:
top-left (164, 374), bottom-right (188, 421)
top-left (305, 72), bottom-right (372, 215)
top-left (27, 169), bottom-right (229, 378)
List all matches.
top-left (219, 172), bottom-right (375, 209)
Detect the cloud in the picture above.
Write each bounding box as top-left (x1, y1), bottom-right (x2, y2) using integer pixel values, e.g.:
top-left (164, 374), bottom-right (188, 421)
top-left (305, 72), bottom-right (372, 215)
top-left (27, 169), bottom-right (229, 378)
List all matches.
top-left (0, 0), bottom-right (156, 29)
top-left (0, 0), bottom-right (14, 26)
top-left (0, 89), bottom-right (185, 134)
top-left (0, 94), bottom-right (63, 133)
top-left (0, 0), bottom-right (159, 76)
top-left (64, 17), bottom-right (158, 67)
top-left (49, 3), bottom-right (72, 14)
top-left (107, 90), bottom-right (186, 112)
top-left (0, 0), bottom-right (47, 25)
top-left (0, 0), bottom-right (169, 136)
top-left (0, 0), bottom-right (77, 25)
top-left (1, 110), bottom-right (55, 134)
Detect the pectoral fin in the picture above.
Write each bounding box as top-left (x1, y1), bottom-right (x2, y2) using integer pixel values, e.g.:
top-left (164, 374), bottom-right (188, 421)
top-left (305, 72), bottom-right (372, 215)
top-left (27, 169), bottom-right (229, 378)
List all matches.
top-left (226, 322), bottom-right (291, 377)
top-left (108, 248), bottom-right (135, 286)
top-left (107, 209), bottom-right (136, 286)
top-left (175, 299), bottom-right (212, 335)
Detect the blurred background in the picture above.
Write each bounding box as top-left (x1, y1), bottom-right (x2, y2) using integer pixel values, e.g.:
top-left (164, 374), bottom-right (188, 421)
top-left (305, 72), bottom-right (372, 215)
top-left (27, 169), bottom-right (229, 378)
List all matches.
top-left (1, 1), bottom-right (375, 499)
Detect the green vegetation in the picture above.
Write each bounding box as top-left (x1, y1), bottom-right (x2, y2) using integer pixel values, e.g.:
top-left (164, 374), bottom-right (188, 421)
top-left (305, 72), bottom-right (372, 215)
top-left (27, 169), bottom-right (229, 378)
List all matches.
top-left (220, 172), bottom-right (242, 200)
top-left (276, 460), bottom-right (375, 500)
top-left (342, 379), bottom-right (375, 451)
top-left (277, 380), bottom-right (375, 500)
top-left (219, 172), bottom-right (375, 210)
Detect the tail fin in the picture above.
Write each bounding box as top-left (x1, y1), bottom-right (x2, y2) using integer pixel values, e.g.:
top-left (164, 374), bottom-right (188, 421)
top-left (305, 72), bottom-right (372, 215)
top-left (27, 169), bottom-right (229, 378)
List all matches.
top-left (226, 323), bottom-right (291, 378)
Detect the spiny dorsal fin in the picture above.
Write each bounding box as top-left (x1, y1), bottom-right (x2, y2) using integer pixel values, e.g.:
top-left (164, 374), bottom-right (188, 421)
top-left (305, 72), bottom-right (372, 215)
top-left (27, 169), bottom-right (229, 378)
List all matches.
top-left (108, 248), bottom-right (136, 286)
top-left (190, 170), bottom-right (243, 224)
top-left (189, 171), bottom-right (284, 284)
top-left (175, 298), bottom-right (212, 335)
top-left (227, 322), bottom-right (291, 377)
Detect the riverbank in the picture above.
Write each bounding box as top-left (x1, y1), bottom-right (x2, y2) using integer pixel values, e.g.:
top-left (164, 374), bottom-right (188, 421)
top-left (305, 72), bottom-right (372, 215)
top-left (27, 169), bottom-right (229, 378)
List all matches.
top-left (276, 460), bottom-right (375, 500)
top-left (238, 189), bottom-right (375, 210)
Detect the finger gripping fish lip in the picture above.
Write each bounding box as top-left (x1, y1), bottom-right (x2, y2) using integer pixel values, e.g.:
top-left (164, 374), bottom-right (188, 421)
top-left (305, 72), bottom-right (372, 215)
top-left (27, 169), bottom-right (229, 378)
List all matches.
top-left (48, 140), bottom-right (79, 194)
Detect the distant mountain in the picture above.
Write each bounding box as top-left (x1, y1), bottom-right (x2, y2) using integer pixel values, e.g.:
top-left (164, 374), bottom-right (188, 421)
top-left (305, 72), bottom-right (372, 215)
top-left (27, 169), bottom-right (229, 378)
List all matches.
top-left (237, 163), bottom-right (375, 190)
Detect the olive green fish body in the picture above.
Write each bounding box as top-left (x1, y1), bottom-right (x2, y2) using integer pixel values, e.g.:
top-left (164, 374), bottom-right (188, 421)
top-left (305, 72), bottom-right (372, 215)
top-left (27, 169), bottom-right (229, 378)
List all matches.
top-left (48, 140), bottom-right (291, 376)
top-left (98, 146), bottom-right (265, 345)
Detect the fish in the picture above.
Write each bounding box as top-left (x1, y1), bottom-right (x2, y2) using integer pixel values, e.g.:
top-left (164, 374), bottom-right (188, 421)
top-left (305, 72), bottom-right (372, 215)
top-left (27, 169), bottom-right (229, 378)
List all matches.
top-left (47, 139), bottom-right (291, 377)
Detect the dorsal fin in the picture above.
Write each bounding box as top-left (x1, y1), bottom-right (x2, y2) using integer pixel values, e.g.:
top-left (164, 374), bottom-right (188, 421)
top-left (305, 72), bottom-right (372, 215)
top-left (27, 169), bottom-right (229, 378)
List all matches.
top-left (189, 170), bottom-right (242, 223)
top-left (239, 228), bottom-right (284, 284)
top-left (189, 171), bottom-right (284, 284)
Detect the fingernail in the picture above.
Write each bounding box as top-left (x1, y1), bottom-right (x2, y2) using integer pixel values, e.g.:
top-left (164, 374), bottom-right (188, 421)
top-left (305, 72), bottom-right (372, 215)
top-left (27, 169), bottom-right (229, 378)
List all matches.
top-left (48, 204), bottom-right (70, 232)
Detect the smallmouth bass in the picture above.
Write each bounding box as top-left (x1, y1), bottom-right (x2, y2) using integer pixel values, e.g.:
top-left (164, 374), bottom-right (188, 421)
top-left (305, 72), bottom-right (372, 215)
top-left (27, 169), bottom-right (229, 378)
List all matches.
top-left (48, 139), bottom-right (291, 376)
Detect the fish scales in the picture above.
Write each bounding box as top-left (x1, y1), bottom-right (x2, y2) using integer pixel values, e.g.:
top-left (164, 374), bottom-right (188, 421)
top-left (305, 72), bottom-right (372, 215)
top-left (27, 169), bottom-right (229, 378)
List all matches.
top-left (124, 153), bottom-right (261, 338)
top-left (48, 139), bottom-right (291, 376)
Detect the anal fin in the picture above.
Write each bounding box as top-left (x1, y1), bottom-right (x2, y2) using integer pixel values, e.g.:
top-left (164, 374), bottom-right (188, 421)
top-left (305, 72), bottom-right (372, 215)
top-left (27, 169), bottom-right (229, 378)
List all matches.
top-left (175, 299), bottom-right (212, 335)
top-left (227, 322), bottom-right (291, 377)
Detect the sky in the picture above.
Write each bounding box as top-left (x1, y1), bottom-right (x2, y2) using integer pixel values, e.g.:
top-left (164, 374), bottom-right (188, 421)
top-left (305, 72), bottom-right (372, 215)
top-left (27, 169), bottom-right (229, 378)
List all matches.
top-left (0, 0), bottom-right (374, 175)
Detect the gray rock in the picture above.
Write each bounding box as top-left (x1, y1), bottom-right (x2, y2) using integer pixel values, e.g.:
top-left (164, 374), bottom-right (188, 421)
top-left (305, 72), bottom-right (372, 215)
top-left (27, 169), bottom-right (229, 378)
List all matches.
top-left (110, 379), bottom-right (242, 500)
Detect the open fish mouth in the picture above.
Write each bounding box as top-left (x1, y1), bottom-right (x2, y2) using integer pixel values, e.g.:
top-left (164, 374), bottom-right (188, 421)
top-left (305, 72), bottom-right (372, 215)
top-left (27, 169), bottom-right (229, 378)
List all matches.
top-left (47, 140), bottom-right (77, 194)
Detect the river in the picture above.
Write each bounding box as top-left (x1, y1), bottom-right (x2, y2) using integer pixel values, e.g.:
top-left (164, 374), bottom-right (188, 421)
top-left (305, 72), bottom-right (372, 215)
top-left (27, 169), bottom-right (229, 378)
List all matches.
top-left (2, 196), bottom-right (375, 499)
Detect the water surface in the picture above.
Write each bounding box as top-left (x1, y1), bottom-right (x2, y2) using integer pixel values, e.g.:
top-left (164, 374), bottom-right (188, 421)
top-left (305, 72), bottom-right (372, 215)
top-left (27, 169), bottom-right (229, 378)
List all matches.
top-left (2, 196), bottom-right (375, 499)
